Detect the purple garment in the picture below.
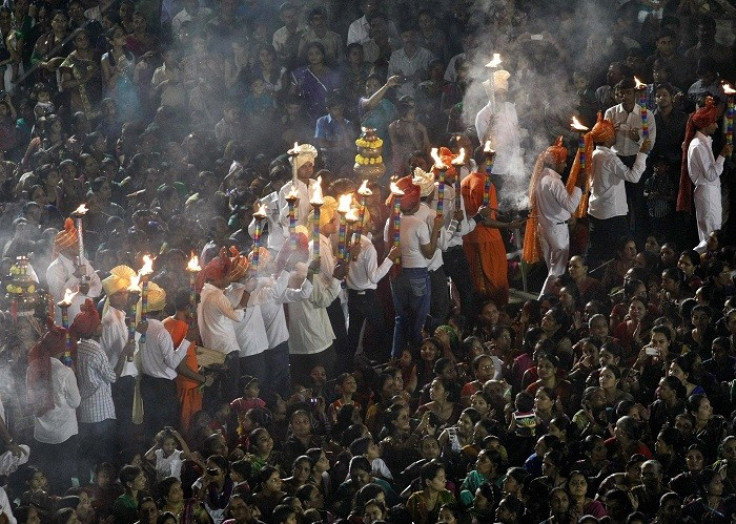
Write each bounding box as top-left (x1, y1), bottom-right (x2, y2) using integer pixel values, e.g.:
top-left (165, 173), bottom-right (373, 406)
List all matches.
top-left (291, 66), bottom-right (340, 122)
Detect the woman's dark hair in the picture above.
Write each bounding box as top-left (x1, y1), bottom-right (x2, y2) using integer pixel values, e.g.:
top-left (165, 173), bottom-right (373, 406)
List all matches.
top-left (257, 465), bottom-right (279, 490)
top-left (657, 426), bottom-right (682, 453)
top-left (271, 504), bottom-right (295, 524)
top-left (384, 403), bottom-right (407, 434)
top-left (660, 375), bottom-right (686, 399)
top-left (207, 455), bottom-right (230, 477)
top-left (679, 250), bottom-right (701, 270)
top-left (295, 483), bottom-right (318, 505)
top-left (696, 469), bottom-right (720, 498)
top-left (477, 482), bottom-right (495, 505)
top-left (354, 482), bottom-right (386, 508)
top-left (119, 465), bottom-right (142, 491)
top-left (420, 460), bottom-right (445, 486)
top-left (461, 407), bottom-right (481, 427)
top-left (349, 456), bottom-right (372, 475)
top-left (158, 476), bottom-right (181, 501)
top-left (686, 393), bottom-right (709, 417)
top-left (615, 236), bottom-right (635, 258)
top-left (674, 353), bottom-right (697, 379)
top-left (433, 357), bottom-right (454, 376)
top-left (157, 512), bottom-right (177, 524)
top-left (432, 377), bottom-right (458, 403)
top-left (304, 41), bottom-right (326, 59)
top-left (499, 495), bottom-right (525, 518)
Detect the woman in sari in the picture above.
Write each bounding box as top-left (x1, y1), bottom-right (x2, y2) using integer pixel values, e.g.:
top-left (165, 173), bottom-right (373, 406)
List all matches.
top-left (60, 29), bottom-right (102, 116)
top-left (290, 41), bottom-right (339, 122)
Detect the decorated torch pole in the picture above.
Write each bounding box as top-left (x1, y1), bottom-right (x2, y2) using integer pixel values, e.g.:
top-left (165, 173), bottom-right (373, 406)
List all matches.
top-left (451, 148), bottom-right (466, 211)
top-left (251, 202), bottom-right (267, 270)
top-left (634, 77), bottom-right (649, 139)
top-left (71, 204), bottom-right (88, 283)
top-left (337, 194), bottom-right (352, 260)
top-left (57, 288), bottom-right (76, 366)
top-left (186, 253), bottom-right (201, 307)
top-left (286, 187), bottom-right (299, 249)
top-left (345, 207), bottom-right (360, 256)
top-left (482, 141), bottom-right (496, 206)
top-left (310, 176), bottom-right (323, 260)
top-left (356, 179), bottom-right (372, 238)
top-left (389, 181), bottom-right (404, 251)
top-left (138, 255), bottom-right (154, 344)
top-left (431, 148), bottom-right (448, 218)
top-left (287, 142), bottom-right (300, 186)
top-left (724, 83), bottom-right (735, 146)
top-left (571, 116), bottom-right (590, 171)
top-left (126, 274), bottom-right (140, 362)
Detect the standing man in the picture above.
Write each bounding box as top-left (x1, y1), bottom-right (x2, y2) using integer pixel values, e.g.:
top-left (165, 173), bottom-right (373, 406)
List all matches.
top-left (278, 144), bottom-right (319, 230)
top-left (570, 113), bottom-right (651, 268)
top-left (677, 97), bottom-right (733, 253)
top-left (523, 138), bottom-right (585, 297)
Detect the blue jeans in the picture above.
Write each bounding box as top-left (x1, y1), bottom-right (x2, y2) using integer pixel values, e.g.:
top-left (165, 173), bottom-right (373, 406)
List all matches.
top-left (390, 267), bottom-right (431, 358)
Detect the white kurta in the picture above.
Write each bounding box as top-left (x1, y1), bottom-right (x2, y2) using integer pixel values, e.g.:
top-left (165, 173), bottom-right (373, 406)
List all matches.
top-left (688, 131), bottom-right (725, 253)
top-left (46, 253), bottom-right (102, 326)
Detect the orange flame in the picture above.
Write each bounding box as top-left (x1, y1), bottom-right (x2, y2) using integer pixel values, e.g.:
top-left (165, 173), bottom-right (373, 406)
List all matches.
top-left (337, 194), bottom-right (352, 214)
top-left (309, 176), bottom-right (324, 206)
top-left (139, 255), bottom-right (154, 276)
top-left (286, 187), bottom-right (299, 200)
top-left (723, 83), bottom-right (736, 96)
top-left (485, 53), bottom-right (502, 68)
top-left (634, 76), bottom-right (647, 90)
top-left (430, 148), bottom-right (447, 169)
top-left (58, 288), bottom-right (77, 306)
top-left (186, 253), bottom-right (201, 272)
top-left (252, 201), bottom-right (267, 220)
top-left (390, 182), bottom-right (405, 196)
top-left (483, 140), bottom-right (495, 154)
top-left (451, 148), bottom-right (466, 166)
top-left (357, 179), bottom-right (372, 196)
top-left (345, 208), bottom-right (360, 222)
top-left (72, 204), bottom-right (89, 216)
top-left (571, 116), bottom-right (589, 132)
top-left (288, 142), bottom-right (300, 155)
top-left (127, 274), bottom-right (141, 292)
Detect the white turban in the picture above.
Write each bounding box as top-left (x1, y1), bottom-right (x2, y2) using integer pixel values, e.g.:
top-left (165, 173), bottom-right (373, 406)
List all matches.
top-left (412, 167), bottom-right (436, 198)
top-left (290, 144), bottom-right (318, 171)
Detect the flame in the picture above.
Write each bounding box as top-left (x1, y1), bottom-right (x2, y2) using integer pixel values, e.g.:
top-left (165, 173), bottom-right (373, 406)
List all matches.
top-left (571, 116), bottom-right (590, 132)
top-left (390, 181), bottom-right (405, 196)
top-left (72, 204), bottom-right (89, 216)
top-left (186, 254), bottom-right (201, 272)
top-left (337, 193), bottom-right (352, 214)
top-left (309, 176), bottom-right (324, 206)
top-left (139, 255), bottom-right (154, 276)
top-left (58, 288), bottom-right (77, 306)
top-left (286, 187), bottom-right (299, 200)
top-left (430, 148), bottom-right (447, 169)
top-left (127, 274), bottom-right (141, 292)
top-left (451, 148), bottom-right (466, 166)
top-left (634, 76), bottom-right (647, 90)
top-left (252, 201), bottom-right (267, 219)
top-left (357, 179), bottom-right (372, 196)
top-left (485, 53), bottom-right (502, 68)
top-left (345, 208), bottom-right (360, 222)
top-left (483, 140), bottom-right (495, 154)
top-left (723, 83), bottom-right (736, 96)
top-left (288, 142), bottom-right (300, 155)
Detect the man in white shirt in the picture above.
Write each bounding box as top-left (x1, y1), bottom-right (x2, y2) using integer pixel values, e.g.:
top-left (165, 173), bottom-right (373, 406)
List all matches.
top-left (525, 139), bottom-right (585, 296)
top-left (100, 265), bottom-right (139, 447)
top-left (605, 78), bottom-right (658, 246)
top-left (677, 98), bottom-right (733, 252)
top-left (298, 7), bottom-right (342, 63)
top-left (138, 283), bottom-right (189, 442)
top-left (346, 0), bottom-right (398, 46)
top-left (278, 144), bottom-right (320, 230)
top-left (585, 116), bottom-right (651, 268)
top-left (46, 218), bottom-right (102, 326)
top-left (197, 252), bottom-right (249, 404)
top-left (387, 24), bottom-right (434, 99)
top-left (272, 2), bottom-right (302, 67)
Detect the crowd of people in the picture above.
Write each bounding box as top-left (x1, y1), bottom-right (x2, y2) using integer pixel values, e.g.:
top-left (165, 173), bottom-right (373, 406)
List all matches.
top-left (1, 0), bottom-right (736, 523)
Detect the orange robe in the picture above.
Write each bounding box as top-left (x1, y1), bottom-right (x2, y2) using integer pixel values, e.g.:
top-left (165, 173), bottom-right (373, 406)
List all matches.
top-left (163, 317), bottom-right (201, 431)
top-left (461, 172), bottom-right (509, 305)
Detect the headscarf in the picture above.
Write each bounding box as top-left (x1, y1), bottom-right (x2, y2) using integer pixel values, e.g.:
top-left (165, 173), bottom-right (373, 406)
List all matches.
top-left (523, 137), bottom-right (569, 263)
top-left (677, 97), bottom-right (718, 213)
top-left (565, 112), bottom-right (616, 217)
top-left (145, 282), bottom-right (167, 312)
top-left (54, 218), bottom-right (78, 255)
top-left (196, 247), bottom-right (232, 292)
top-left (290, 144), bottom-right (318, 171)
top-left (26, 320), bottom-right (68, 417)
top-left (412, 167), bottom-right (436, 197)
top-left (70, 298), bottom-right (101, 339)
top-left (102, 265), bottom-right (136, 296)
top-left (385, 175), bottom-right (420, 212)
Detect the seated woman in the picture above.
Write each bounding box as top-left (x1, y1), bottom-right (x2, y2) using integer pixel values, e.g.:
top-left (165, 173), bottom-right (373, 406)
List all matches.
top-left (406, 460), bottom-right (455, 524)
top-left (415, 377), bottom-right (463, 428)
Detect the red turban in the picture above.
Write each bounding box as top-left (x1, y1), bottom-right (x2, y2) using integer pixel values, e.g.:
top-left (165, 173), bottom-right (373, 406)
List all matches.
top-left (54, 218), bottom-right (78, 253)
top-left (227, 246), bottom-right (250, 281)
top-left (70, 298), bottom-right (101, 339)
top-left (677, 96), bottom-right (717, 213)
top-left (396, 175), bottom-right (421, 212)
top-left (27, 321), bottom-right (68, 417)
top-left (195, 248), bottom-right (232, 292)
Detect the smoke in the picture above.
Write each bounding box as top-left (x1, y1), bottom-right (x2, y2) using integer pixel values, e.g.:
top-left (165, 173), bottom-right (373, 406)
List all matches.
top-left (461, 0), bottom-right (618, 211)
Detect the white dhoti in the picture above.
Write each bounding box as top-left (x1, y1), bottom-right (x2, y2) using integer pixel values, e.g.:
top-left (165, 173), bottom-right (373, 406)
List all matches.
top-left (538, 221), bottom-right (570, 296)
top-left (693, 183), bottom-right (721, 253)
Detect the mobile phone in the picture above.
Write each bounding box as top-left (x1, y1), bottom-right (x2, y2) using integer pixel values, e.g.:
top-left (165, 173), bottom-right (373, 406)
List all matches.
top-left (645, 347), bottom-right (659, 356)
top-left (531, 34), bottom-right (544, 41)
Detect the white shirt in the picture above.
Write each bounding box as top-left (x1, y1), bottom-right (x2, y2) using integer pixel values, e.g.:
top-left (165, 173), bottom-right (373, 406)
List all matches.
top-left (140, 318), bottom-right (189, 380)
top-left (287, 273), bottom-right (340, 355)
top-left (415, 203), bottom-right (447, 271)
top-left (387, 46), bottom-right (435, 98)
top-left (429, 184), bottom-right (476, 249)
top-left (535, 167), bottom-right (583, 227)
top-left (346, 235), bottom-right (393, 291)
top-left (197, 283), bottom-right (244, 355)
top-left (475, 100), bottom-right (521, 175)
top-left (278, 178), bottom-right (320, 230)
top-left (0, 486), bottom-right (16, 524)
top-left (604, 103), bottom-right (657, 157)
top-left (33, 358), bottom-right (80, 444)
top-left (384, 213), bottom-right (431, 269)
top-left (588, 147), bottom-right (647, 220)
top-left (46, 253), bottom-right (102, 326)
top-left (101, 307), bottom-right (139, 377)
top-left (248, 191), bottom-right (287, 253)
top-left (346, 15), bottom-right (398, 45)
top-left (688, 131), bottom-right (724, 188)
top-left (252, 271), bottom-right (312, 349)
top-left (228, 283), bottom-right (269, 358)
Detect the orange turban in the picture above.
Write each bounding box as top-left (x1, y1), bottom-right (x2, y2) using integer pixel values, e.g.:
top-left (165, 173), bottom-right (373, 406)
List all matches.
top-left (677, 97), bottom-right (717, 213)
top-left (565, 112), bottom-right (615, 218)
top-left (54, 218), bottom-right (78, 253)
top-left (395, 175), bottom-right (421, 212)
top-left (227, 246), bottom-right (250, 282)
top-left (196, 248), bottom-right (232, 292)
